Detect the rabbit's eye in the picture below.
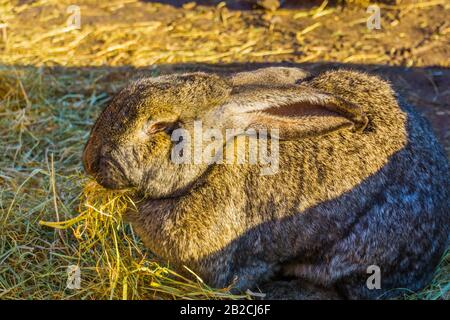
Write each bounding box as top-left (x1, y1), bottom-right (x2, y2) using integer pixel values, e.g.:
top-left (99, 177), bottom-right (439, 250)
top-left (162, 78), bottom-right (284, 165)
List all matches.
top-left (147, 121), bottom-right (167, 134)
top-left (146, 121), bottom-right (179, 136)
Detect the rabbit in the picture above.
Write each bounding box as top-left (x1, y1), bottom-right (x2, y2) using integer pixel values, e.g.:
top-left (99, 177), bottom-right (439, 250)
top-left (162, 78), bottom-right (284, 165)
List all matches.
top-left (82, 67), bottom-right (449, 299)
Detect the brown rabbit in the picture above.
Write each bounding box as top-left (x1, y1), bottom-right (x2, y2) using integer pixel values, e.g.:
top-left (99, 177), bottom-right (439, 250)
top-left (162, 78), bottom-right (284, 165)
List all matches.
top-left (83, 67), bottom-right (449, 299)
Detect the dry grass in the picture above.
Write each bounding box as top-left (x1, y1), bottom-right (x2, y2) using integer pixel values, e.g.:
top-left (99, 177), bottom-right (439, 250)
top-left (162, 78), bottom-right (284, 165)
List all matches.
top-left (2, 0), bottom-right (448, 67)
top-left (0, 0), bottom-right (448, 300)
top-left (40, 180), bottom-right (248, 300)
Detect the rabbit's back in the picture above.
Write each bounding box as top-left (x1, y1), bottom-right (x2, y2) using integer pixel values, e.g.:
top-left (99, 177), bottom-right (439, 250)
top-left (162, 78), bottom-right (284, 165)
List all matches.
top-left (327, 102), bottom-right (449, 298)
top-left (224, 71), bottom-right (449, 297)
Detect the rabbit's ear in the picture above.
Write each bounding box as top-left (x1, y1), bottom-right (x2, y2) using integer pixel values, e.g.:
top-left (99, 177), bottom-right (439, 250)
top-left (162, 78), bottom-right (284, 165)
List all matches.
top-left (228, 86), bottom-right (368, 140)
top-left (230, 67), bottom-right (310, 86)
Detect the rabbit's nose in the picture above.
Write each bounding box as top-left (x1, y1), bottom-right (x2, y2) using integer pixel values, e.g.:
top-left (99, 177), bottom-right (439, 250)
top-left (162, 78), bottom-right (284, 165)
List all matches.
top-left (82, 138), bottom-right (101, 176)
top-left (97, 154), bottom-right (130, 190)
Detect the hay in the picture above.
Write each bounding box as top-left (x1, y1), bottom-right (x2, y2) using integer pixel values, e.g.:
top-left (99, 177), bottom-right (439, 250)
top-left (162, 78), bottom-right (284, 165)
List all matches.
top-left (2, 0), bottom-right (448, 67)
top-left (40, 180), bottom-right (248, 300)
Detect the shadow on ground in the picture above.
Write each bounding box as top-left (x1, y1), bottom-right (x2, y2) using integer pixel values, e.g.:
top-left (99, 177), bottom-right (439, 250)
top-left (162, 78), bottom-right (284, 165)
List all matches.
top-left (139, 0), bottom-right (396, 10)
top-left (139, 0), bottom-right (324, 10)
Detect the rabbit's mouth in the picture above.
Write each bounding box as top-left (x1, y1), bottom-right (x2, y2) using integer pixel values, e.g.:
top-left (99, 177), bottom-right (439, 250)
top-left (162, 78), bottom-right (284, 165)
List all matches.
top-left (95, 157), bottom-right (133, 191)
top-left (97, 175), bottom-right (129, 191)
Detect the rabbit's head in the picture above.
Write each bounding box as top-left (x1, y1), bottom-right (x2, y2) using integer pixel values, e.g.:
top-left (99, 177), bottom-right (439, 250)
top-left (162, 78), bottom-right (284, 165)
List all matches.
top-left (83, 67), bottom-right (368, 198)
top-left (82, 73), bottom-right (232, 198)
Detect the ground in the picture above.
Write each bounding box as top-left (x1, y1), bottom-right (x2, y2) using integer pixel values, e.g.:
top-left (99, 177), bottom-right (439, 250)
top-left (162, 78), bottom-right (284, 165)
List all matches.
top-left (0, 0), bottom-right (448, 299)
